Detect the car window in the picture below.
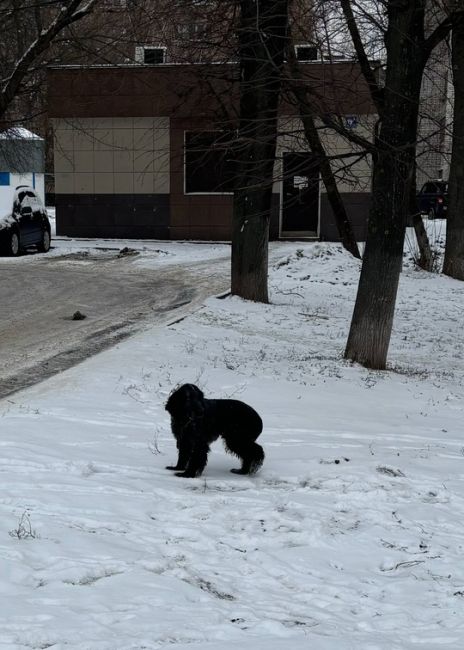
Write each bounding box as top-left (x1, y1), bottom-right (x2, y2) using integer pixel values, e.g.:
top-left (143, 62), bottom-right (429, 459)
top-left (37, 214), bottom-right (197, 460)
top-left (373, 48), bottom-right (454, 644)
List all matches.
top-left (423, 183), bottom-right (437, 193)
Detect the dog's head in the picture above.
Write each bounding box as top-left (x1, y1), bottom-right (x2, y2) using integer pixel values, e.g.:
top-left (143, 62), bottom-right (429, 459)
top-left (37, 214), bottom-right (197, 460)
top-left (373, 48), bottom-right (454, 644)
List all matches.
top-left (165, 383), bottom-right (205, 419)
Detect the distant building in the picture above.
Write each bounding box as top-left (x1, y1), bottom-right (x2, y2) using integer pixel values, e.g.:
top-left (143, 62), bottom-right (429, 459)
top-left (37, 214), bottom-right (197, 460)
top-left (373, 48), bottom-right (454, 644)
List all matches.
top-left (48, 61), bottom-right (376, 241)
top-left (417, 4), bottom-right (453, 186)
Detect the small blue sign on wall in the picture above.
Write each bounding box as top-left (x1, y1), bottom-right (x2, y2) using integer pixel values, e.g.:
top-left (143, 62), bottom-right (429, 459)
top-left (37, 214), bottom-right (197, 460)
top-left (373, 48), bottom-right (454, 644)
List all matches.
top-left (345, 115), bottom-right (358, 129)
top-left (0, 172), bottom-right (10, 186)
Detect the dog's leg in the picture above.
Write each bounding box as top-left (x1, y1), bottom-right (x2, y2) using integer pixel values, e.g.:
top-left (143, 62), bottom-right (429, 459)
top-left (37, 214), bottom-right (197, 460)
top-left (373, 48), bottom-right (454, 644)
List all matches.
top-left (166, 438), bottom-right (191, 471)
top-left (225, 437), bottom-right (265, 475)
top-left (176, 439), bottom-right (210, 478)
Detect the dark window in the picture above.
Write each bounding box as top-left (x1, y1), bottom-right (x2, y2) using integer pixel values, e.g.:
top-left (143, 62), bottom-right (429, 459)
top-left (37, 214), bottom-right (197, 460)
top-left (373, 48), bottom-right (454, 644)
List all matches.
top-left (295, 45), bottom-right (319, 62)
top-left (143, 47), bottom-right (165, 64)
top-left (185, 131), bottom-right (235, 193)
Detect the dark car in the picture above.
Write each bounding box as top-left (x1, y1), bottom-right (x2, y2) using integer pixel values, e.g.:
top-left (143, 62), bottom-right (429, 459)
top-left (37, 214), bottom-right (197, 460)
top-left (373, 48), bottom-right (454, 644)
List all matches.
top-left (0, 185), bottom-right (51, 256)
top-left (417, 180), bottom-right (448, 219)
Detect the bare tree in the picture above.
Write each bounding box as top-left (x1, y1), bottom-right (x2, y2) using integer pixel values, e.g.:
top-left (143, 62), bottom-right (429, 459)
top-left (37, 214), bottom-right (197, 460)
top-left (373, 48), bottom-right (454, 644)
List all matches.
top-left (0, 1), bottom-right (99, 126)
top-left (443, 4), bottom-right (464, 279)
top-left (342, 0), bottom-right (454, 369)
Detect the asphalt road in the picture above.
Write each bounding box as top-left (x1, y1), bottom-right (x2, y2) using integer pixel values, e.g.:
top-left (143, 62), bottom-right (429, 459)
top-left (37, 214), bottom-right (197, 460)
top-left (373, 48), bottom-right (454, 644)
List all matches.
top-left (0, 247), bottom-right (229, 399)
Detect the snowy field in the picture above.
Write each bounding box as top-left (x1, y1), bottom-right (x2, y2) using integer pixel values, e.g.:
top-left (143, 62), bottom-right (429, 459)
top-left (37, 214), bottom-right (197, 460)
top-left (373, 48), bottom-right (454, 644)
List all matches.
top-left (1, 225), bottom-right (464, 649)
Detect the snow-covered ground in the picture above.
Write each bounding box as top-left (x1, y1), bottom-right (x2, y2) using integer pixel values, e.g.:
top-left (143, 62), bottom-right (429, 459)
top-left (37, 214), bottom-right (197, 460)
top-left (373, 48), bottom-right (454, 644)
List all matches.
top-left (1, 226), bottom-right (464, 649)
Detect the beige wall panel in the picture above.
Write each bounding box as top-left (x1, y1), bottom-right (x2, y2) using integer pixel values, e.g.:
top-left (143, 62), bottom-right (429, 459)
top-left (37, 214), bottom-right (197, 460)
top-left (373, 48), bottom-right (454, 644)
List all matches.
top-left (154, 172), bottom-right (170, 194)
top-left (154, 117), bottom-right (169, 130)
top-left (113, 128), bottom-right (134, 150)
top-left (94, 151), bottom-right (114, 172)
top-left (74, 125), bottom-right (94, 151)
top-left (55, 150), bottom-right (74, 173)
top-left (75, 173), bottom-right (94, 193)
top-left (53, 116), bottom-right (171, 196)
top-left (74, 150), bottom-right (94, 173)
top-left (73, 118), bottom-right (94, 131)
top-left (134, 128), bottom-right (154, 151)
top-left (114, 150), bottom-right (133, 173)
top-left (54, 129), bottom-right (74, 151)
top-left (154, 149), bottom-right (170, 174)
top-left (55, 172), bottom-right (74, 193)
top-left (93, 118), bottom-right (113, 130)
top-left (134, 151), bottom-right (154, 172)
top-left (154, 128), bottom-right (170, 151)
top-left (113, 117), bottom-right (133, 129)
top-left (114, 172), bottom-right (134, 193)
top-left (94, 173), bottom-right (115, 193)
top-left (94, 128), bottom-right (114, 151)
top-left (133, 117), bottom-right (154, 129)
top-left (134, 171), bottom-right (154, 193)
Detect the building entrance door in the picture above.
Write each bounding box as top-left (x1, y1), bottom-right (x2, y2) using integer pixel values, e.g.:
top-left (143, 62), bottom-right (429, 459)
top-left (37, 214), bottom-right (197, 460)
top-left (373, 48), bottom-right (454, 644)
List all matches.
top-left (281, 152), bottom-right (319, 236)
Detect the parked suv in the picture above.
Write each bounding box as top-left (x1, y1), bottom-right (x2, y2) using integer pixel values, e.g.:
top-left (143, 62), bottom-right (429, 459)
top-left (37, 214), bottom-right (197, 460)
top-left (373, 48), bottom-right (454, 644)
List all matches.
top-left (417, 180), bottom-right (448, 219)
top-left (0, 186), bottom-right (51, 256)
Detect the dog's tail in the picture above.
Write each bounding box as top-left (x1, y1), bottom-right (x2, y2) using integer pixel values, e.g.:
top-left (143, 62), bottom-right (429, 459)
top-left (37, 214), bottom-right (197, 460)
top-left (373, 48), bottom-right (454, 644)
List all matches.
top-left (248, 443), bottom-right (265, 474)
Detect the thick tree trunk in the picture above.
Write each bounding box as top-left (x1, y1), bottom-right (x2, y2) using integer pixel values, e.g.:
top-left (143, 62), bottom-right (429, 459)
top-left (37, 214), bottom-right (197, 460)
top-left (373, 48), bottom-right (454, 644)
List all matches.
top-left (443, 13), bottom-right (464, 279)
top-left (231, 0), bottom-right (288, 302)
top-left (232, 188), bottom-right (271, 300)
top-left (344, 2), bottom-right (425, 369)
top-left (345, 152), bottom-right (412, 368)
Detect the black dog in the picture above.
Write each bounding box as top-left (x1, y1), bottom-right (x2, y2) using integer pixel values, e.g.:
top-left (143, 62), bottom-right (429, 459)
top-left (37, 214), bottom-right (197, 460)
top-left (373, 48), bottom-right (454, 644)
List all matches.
top-left (165, 384), bottom-right (264, 478)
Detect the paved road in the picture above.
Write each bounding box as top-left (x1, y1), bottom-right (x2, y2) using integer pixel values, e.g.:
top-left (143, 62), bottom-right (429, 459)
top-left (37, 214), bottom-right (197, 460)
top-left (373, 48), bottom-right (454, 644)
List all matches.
top-left (0, 247), bottom-right (230, 399)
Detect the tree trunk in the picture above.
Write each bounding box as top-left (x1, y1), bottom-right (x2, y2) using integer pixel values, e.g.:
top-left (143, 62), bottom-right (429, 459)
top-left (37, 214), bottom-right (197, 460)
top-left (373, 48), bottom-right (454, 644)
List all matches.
top-left (299, 108), bottom-right (361, 259)
top-left (413, 212), bottom-right (433, 271)
top-left (409, 164), bottom-right (433, 271)
top-left (345, 2), bottom-right (425, 369)
top-left (231, 0), bottom-right (288, 302)
top-left (443, 12), bottom-right (464, 278)
top-left (285, 37), bottom-right (361, 259)
top-left (232, 188), bottom-right (271, 300)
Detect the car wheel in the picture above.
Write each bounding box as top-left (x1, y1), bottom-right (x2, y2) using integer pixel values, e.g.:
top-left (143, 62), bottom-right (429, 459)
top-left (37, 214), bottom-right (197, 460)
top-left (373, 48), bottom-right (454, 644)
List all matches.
top-left (428, 207), bottom-right (436, 219)
top-left (7, 231), bottom-right (20, 257)
top-left (38, 229), bottom-right (51, 253)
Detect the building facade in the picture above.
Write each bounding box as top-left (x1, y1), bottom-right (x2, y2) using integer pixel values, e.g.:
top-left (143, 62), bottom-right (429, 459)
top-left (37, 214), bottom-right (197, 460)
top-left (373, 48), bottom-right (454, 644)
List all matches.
top-left (48, 62), bottom-right (375, 241)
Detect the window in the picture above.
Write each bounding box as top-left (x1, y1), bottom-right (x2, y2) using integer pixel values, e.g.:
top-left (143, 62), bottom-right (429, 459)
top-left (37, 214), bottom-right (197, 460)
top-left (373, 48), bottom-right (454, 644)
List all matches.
top-left (135, 46), bottom-right (166, 64)
top-left (143, 47), bottom-right (166, 64)
top-left (295, 45), bottom-right (319, 62)
top-left (0, 172), bottom-right (10, 186)
top-left (185, 132), bottom-right (235, 194)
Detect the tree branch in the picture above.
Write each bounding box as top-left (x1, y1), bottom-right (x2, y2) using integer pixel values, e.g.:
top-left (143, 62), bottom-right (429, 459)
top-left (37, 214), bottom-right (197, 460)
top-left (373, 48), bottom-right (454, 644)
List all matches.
top-left (423, 15), bottom-right (453, 64)
top-left (0, 0), bottom-right (97, 118)
top-left (339, 0), bottom-right (384, 114)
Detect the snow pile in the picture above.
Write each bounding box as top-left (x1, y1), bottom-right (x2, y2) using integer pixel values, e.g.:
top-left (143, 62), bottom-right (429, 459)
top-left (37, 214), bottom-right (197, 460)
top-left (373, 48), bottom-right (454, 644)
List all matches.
top-left (0, 127), bottom-right (43, 140)
top-left (1, 239), bottom-right (464, 649)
